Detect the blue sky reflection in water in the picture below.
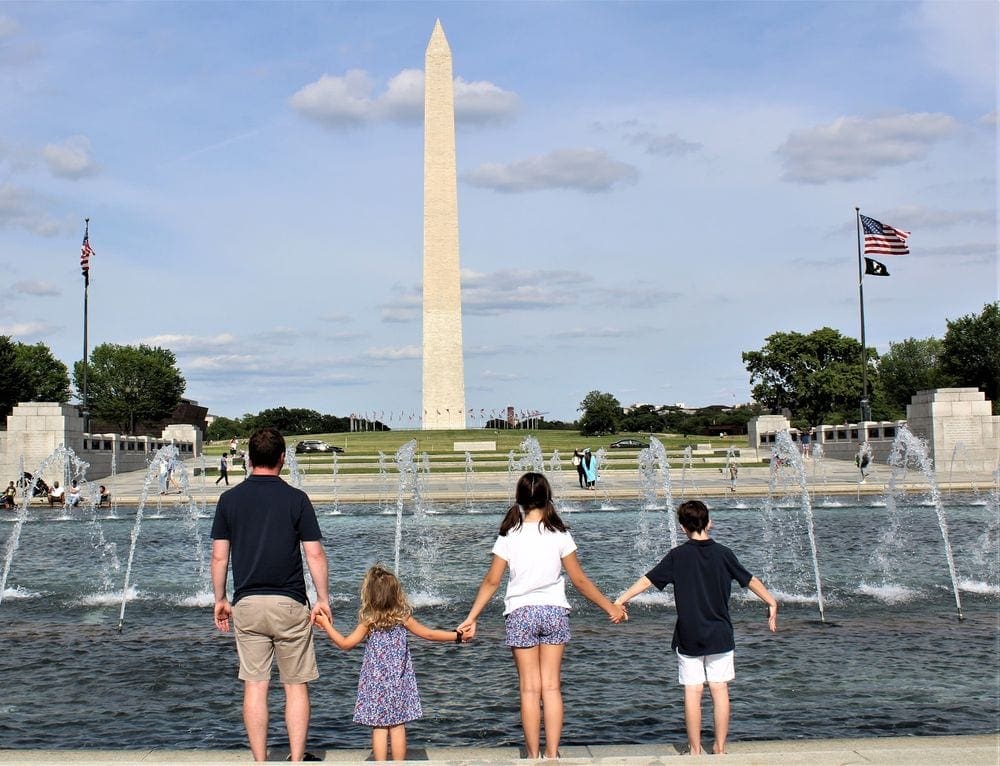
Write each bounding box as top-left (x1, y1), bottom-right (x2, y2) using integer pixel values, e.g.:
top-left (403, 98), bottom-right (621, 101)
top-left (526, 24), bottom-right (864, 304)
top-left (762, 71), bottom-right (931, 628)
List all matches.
top-left (0, 3), bottom-right (997, 421)
top-left (0, 496), bottom-right (997, 749)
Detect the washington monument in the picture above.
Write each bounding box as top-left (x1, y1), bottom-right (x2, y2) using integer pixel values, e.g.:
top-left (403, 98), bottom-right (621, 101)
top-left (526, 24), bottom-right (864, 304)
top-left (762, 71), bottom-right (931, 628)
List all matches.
top-left (422, 20), bottom-right (466, 430)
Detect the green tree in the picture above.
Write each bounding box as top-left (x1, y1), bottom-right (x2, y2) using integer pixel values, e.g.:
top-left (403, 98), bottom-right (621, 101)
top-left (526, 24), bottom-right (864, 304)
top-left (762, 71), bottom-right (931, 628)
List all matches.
top-left (941, 302), bottom-right (1000, 413)
top-left (13, 342), bottom-right (71, 403)
top-left (877, 337), bottom-right (953, 416)
top-left (620, 404), bottom-right (664, 433)
top-left (0, 337), bottom-right (70, 420)
top-left (578, 390), bottom-right (622, 436)
top-left (0, 336), bottom-right (29, 420)
top-left (73, 343), bottom-right (185, 434)
top-left (742, 327), bottom-right (874, 426)
top-left (206, 415), bottom-right (247, 441)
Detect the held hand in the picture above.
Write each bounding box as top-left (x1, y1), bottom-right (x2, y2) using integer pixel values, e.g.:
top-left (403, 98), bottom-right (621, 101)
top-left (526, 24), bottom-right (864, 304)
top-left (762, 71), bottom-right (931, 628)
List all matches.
top-left (214, 599), bottom-right (232, 632)
top-left (314, 611), bottom-right (333, 631)
top-left (310, 600), bottom-right (333, 626)
top-left (456, 619), bottom-right (476, 641)
top-left (608, 603), bottom-right (628, 623)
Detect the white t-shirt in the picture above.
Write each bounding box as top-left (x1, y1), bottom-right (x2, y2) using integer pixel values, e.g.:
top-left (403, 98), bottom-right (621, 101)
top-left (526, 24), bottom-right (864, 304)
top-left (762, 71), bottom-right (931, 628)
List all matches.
top-left (492, 522), bottom-right (577, 615)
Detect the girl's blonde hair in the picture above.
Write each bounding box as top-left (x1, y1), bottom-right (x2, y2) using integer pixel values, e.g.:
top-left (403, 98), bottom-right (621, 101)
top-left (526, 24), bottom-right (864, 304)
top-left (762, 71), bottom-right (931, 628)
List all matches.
top-left (358, 565), bottom-right (412, 631)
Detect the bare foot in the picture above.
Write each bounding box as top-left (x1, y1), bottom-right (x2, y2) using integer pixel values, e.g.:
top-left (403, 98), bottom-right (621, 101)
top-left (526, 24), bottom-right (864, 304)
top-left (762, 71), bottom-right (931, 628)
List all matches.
top-left (713, 742), bottom-right (727, 755)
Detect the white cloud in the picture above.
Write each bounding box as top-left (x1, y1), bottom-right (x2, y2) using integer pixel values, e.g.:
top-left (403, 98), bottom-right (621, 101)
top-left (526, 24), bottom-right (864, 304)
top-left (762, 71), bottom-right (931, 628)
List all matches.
top-left (461, 268), bottom-right (585, 314)
top-left (453, 76), bottom-right (519, 124)
top-left (0, 320), bottom-right (61, 340)
top-left (42, 135), bottom-right (99, 179)
top-left (0, 15), bottom-right (18, 39)
top-left (625, 131), bottom-right (702, 157)
top-left (462, 148), bottom-right (639, 193)
top-left (290, 68), bottom-right (517, 128)
top-left (363, 345), bottom-right (420, 361)
top-left (916, 1), bottom-right (999, 96)
top-left (0, 183), bottom-right (64, 235)
top-left (12, 280), bottom-right (61, 296)
top-left (137, 333), bottom-right (239, 353)
top-left (480, 369), bottom-right (523, 382)
top-left (777, 113), bottom-right (959, 184)
top-left (978, 111), bottom-right (998, 127)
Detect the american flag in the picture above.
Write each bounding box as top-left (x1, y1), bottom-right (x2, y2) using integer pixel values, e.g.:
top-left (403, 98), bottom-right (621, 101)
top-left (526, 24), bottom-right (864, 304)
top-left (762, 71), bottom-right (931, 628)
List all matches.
top-left (80, 223), bottom-right (94, 280)
top-left (860, 214), bottom-right (909, 256)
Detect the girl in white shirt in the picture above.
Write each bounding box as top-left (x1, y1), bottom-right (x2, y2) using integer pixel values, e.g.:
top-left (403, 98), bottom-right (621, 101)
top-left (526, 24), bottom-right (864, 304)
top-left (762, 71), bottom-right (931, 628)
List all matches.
top-left (458, 472), bottom-right (627, 759)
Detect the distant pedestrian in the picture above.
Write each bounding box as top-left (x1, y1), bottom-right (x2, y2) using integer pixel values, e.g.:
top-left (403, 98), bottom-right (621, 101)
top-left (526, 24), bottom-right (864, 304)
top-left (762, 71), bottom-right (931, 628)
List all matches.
top-left (581, 448), bottom-right (597, 490)
top-left (727, 463), bottom-right (738, 493)
top-left (3, 480), bottom-right (16, 509)
top-left (229, 437), bottom-right (238, 457)
top-left (800, 429), bottom-right (811, 458)
top-left (216, 454), bottom-right (229, 486)
top-left (572, 449), bottom-right (585, 488)
top-left (856, 446), bottom-right (871, 482)
top-left (241, 450), bottom-right (251, 477)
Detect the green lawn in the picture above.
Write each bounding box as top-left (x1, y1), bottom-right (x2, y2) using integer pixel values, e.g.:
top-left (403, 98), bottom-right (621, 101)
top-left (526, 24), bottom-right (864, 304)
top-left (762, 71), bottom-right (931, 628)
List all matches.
top-left (204, 429), bottom-right (746, 457)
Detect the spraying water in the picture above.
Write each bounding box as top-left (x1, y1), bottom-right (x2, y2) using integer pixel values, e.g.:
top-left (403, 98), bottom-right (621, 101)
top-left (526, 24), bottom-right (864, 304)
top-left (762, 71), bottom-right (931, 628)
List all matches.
top-left (284, 447), bottom-right (304, 490)
top-left (116, 444), bottom-right (205, 632)
top-left (762, 431), bottom-right (826, 622)
top-left (2, 447), bottom-right (94, 605)
top-left (885, 426), bottom-right (964, 620)
top-left (463, 452), bottom-right (474, 511)
top-left (331, 451), bottom-right (340, 513)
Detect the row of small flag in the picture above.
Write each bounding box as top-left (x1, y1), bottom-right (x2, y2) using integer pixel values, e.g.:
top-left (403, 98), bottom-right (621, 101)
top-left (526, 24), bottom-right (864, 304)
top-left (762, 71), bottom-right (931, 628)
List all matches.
top-left (860, 213), bottom-right (910, 276)
top-left (350, 409), bottom-right (543, 423)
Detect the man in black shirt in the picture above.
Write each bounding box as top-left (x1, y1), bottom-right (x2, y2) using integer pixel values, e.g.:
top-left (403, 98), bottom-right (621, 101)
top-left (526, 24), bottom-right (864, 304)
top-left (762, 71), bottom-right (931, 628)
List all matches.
top-left (617, 500), bottom-right (777, 756)
top-left (212, 427), bottom-right (331, 762)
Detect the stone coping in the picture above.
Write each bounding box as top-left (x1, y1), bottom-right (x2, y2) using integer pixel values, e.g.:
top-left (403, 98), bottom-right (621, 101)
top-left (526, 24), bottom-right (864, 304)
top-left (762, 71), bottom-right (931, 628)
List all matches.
top-left (0, 734), bottom-right (997, 764)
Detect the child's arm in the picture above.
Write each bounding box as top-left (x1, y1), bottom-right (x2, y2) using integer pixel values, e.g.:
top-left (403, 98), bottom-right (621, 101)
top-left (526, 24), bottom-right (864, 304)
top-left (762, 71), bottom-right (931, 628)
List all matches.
top-left (615, 575), bottom-right (653, 606)
top-left (457, 554), bottom-right (508, 640)
top-left (405, 616), bottom-right (464, 644)
top-left (747, 576), bottom-right (778, 632)
top-left (314, 612), bottom-right (369, 649)
top-left (562, 552), bottom-right (628, 623)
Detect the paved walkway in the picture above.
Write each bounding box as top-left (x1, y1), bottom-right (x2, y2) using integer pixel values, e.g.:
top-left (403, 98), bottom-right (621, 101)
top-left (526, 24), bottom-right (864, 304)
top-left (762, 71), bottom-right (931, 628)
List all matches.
top-left (0, 734), bottom-right (996, 764)
top-left (88, 454), bottom-right (997, 505)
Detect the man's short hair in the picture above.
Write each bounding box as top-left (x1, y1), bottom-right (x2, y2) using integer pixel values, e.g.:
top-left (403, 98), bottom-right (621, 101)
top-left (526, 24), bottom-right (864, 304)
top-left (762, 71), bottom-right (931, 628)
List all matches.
top-left (249, 427), bottom-right (285, 469)
top-left (677, 499), bottom-right (710, 533)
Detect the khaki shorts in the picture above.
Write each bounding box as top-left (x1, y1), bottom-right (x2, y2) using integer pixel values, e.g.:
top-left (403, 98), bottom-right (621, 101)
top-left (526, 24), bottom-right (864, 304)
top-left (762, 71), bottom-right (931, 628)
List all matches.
top-left (233, 595), bottom-right (318, 685)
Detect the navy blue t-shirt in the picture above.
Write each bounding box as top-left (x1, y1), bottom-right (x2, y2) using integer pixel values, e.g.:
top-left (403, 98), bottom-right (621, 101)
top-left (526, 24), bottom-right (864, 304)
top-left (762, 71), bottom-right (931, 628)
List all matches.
top-left (646, 538), bottom-right (753, 656)
top-left (211, 475), bottom-right (322, 606)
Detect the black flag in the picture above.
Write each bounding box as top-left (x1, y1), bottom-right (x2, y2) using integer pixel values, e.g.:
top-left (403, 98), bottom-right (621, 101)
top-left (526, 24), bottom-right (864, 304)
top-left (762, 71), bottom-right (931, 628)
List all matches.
top-left (864, 257), bottom-right (889, 277)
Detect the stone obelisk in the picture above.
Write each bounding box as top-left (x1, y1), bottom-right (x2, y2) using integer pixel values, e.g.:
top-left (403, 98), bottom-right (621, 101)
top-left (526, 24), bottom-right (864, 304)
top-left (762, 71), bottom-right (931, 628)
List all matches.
top-left (422, 20), bottom-right (466, 430)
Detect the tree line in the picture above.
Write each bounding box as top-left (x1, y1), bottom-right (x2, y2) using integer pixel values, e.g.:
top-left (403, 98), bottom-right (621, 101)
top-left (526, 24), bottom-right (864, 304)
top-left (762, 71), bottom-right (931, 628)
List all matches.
top-left (3, 302), bottom-right (995, 438)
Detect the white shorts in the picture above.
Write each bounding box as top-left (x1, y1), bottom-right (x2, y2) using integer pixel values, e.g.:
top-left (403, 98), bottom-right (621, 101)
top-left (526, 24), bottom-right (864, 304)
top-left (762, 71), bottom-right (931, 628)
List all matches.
top-left (676, 649), bottom-right (735, 685)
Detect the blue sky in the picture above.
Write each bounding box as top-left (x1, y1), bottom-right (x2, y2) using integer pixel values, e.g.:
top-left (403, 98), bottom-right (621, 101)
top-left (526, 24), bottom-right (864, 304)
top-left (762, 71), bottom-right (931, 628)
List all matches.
top-left (2, 1), bottom-right (996, 424)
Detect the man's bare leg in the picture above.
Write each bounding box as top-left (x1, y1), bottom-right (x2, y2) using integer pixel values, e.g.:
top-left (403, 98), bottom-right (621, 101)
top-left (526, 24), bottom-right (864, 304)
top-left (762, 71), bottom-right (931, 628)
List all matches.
top-left (708, 681), bottom-right (730, 754)
top-left (683, 683), bottom-right (704, 755)
top-left (243, 680), bottom-right (270, 761)
top-left (284, 682), bottom-right (310, 761)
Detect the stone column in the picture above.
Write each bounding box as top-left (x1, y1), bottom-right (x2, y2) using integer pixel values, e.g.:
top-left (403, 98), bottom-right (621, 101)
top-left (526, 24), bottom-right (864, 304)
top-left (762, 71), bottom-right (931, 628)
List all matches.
top-left (422, 19), bottom-right (466, 430)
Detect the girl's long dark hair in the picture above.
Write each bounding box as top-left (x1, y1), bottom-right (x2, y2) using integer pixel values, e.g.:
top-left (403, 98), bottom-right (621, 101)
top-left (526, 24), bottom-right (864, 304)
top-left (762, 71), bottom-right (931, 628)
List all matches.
top-left (499, 472), bottom-right (568, 536)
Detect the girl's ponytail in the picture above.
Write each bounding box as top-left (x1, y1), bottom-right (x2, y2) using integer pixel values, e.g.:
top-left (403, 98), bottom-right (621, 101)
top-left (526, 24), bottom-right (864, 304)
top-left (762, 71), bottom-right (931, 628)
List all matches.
top-left (498, 503), bottom-right (523, 536)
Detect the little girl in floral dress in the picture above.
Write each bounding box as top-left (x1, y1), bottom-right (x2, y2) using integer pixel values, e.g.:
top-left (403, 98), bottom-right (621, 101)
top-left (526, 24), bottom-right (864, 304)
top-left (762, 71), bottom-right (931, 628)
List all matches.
top-left (315, 565), bottom-right (463, 760)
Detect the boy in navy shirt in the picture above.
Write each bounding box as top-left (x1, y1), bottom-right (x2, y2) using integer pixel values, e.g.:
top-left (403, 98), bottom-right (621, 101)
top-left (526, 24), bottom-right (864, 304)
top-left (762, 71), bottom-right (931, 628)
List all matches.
top-left (617, 500), bottom-right (778, 755)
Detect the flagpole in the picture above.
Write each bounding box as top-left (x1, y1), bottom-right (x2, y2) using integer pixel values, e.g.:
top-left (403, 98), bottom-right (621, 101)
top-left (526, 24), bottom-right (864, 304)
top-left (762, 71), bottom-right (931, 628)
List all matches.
top-left (855, 207), bottom-right (870, 423)
top-left (82, 218), bottom-right (91, 433)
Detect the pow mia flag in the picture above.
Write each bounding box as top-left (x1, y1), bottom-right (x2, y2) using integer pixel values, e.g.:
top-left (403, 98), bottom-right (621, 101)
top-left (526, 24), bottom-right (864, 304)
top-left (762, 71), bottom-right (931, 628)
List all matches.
top-left (864, 257), bottom-right (890, 277)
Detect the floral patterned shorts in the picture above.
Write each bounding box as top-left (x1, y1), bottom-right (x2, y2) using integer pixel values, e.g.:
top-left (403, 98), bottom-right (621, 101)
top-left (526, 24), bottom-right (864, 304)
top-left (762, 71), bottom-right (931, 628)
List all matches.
top-left (505, 605), bottom-right (571, 647)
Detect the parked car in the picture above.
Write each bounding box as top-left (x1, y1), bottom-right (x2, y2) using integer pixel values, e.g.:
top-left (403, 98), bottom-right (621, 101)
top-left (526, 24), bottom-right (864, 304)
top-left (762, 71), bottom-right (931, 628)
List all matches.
top-left (294, 440), bottom-right (344, 454)
top-left (609, 438), bottom-right (648, 449)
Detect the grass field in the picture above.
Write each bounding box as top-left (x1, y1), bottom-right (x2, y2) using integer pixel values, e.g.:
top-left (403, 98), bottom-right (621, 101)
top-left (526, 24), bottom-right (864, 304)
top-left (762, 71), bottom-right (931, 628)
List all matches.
top-left (204, 429), bottom-right (746, 457)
